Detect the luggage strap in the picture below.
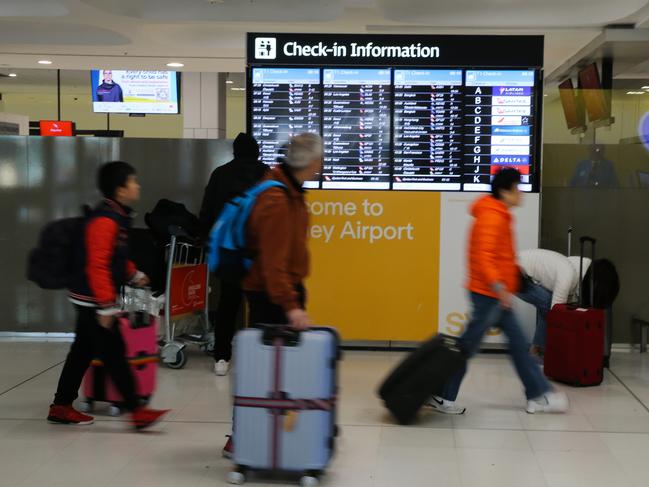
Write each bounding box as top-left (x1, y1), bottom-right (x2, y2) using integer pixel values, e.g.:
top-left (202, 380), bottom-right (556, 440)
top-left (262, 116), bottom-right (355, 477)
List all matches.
top-left (91, 355), bottom-right (159, 367)
top-left (234, 396), bottom-right (336, 411)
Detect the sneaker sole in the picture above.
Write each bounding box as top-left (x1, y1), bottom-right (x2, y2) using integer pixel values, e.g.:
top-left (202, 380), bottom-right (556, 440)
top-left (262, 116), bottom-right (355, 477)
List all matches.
top-left (426, 405), bottom-right (467, 415)
top-left (47, 417), bottom-right (94, 425)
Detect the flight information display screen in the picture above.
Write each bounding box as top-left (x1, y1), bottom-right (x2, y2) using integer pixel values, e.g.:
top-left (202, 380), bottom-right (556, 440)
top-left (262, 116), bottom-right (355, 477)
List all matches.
top-left (251, 68), bottom-right (321, 167)
top-left (247, 34), bottom-right (543, 192)
top-left (322, 69), bottom-right (391, 189)
top-left (393, 69), bottom-right (463, 191)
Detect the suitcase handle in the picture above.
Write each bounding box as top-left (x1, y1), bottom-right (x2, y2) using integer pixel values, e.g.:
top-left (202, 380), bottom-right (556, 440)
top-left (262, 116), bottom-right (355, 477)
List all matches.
top-left (579, 236), bottom-right (596, 307)
top-left (255, 324), bottom-right (302, 347)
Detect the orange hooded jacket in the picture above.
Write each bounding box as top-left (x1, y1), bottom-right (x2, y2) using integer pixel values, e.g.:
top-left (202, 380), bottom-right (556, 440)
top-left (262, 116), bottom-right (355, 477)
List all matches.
top-left (467, 195), bottom-right (520, 298)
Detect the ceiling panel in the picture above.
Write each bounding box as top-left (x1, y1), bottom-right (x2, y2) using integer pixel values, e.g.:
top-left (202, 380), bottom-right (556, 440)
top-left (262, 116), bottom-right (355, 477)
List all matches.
top-left (0, 21), bottom-right (130, 46)
top-left (375, 0), bottom-right (648, 27)
top-left (0, 0), bottom-right (68, 17)
top-left (79, 0), bottom-right (344, 22)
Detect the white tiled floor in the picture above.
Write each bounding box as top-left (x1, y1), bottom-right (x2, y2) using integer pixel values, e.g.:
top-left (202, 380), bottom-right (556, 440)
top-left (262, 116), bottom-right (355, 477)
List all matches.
top-left (1, 340), bottom-right (649, 487)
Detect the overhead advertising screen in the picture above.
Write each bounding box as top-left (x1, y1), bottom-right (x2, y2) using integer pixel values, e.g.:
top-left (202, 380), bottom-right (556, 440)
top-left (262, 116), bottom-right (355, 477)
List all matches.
top-left (247, 33), bottom-right (543, 192)
top-left (91, 70), bottom-right (180, 114)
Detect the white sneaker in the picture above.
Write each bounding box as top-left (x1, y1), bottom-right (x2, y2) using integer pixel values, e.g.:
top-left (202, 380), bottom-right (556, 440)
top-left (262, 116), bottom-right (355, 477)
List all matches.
top-left (426, 395), bottom-right (466, 415)
top-left (526, 391), bottom-right (569, 414)
top-left (214, 360), bottom-right (230, 376)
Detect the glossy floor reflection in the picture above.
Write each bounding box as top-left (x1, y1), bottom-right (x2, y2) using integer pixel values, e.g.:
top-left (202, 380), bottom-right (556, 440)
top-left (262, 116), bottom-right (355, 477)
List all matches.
top-left (0, 340), bottom-right (648, 487)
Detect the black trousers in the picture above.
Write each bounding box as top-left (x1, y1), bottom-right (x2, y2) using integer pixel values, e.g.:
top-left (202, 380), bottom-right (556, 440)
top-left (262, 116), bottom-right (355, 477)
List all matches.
top-left (53, 306), bottom-right (138, 411)
top-left (212, 278), bottom-right (244, 362)
top-left (246, 284), bottom-right (306, 326)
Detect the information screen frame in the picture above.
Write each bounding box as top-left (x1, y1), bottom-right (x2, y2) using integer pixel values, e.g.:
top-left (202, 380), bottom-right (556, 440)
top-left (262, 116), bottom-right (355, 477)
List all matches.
top-left (247, 33), bottom-right (544, 193)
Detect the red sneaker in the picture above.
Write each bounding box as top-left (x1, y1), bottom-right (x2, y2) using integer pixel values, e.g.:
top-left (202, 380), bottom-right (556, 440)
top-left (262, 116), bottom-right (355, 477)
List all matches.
top-left (223, 435), bottom-right (233, 459)
top-left (47, 404), bottom-right (94, 425)
top-left (130, 407), bottom-right (170, 431)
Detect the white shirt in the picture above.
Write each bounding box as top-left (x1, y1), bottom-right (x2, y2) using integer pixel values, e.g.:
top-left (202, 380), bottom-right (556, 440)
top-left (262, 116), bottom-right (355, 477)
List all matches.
top-left (518, 249), bottom-right (591, 308)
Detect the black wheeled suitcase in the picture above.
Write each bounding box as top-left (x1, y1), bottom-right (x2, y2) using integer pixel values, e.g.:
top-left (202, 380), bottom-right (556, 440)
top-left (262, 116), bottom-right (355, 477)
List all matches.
top-left (378, 334), bottom-right (466, 425)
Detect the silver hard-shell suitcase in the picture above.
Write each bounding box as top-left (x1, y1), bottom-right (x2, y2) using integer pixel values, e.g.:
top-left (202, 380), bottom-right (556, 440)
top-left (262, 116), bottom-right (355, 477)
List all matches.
top-left (230, 325), bottom-right (340, 486)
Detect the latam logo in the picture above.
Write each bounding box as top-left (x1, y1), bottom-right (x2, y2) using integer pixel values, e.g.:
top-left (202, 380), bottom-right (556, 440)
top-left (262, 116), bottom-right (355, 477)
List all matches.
top-left (255, 37), bottom-right (277, 59)
top-left (495, 86), bottom-right (532, 96)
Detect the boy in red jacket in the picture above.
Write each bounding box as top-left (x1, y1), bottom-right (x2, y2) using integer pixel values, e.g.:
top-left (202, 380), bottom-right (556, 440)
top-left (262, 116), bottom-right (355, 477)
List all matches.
top-left (48, 161), bottom-right (169, 430)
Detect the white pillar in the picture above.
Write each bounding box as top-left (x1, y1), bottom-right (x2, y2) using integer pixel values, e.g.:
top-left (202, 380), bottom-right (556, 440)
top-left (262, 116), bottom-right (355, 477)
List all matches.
top-left (182, 72), bottom-right (227, 139)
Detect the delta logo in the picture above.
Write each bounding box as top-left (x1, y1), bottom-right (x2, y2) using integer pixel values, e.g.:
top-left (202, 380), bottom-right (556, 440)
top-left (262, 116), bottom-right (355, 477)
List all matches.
top-left (491, 156), bottom-right (530, 165)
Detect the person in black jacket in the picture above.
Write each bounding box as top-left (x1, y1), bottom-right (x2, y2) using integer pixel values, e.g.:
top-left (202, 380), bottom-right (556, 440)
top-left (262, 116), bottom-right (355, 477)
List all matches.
top-left (199, 133), bottom-right (269, 375)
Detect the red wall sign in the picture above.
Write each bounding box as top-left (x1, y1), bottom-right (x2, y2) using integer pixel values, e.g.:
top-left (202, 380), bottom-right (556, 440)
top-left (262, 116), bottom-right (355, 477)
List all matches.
top-left (40, 120), bottom-right (75, 136)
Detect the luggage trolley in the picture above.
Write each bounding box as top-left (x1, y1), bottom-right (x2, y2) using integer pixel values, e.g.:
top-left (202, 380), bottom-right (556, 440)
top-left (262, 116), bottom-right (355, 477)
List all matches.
top-left (160, 229), bottom-right (214, 369)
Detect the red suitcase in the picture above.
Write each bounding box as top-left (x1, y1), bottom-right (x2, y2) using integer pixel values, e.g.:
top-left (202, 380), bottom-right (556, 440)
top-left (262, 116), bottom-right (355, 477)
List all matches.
top-left (544, 236), bottom-right (605, 387)
top-left (81, 312), bottom-right (158, 414)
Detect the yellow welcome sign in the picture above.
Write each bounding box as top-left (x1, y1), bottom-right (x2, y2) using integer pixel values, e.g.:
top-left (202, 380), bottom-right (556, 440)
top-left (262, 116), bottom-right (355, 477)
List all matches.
top-left (306, 190), bottom-right (441, 341)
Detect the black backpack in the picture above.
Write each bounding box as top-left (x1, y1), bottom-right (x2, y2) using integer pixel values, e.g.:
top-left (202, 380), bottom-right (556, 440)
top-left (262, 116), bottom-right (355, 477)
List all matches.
top-left (144, 199), bottom-right (200, 243)
top-left (26, 207), bottom-right (89, 290)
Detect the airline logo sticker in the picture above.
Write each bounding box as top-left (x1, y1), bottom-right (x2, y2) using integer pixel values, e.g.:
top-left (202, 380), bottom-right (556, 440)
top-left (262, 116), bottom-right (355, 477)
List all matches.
top-left (493, 106), bottom-right (531, 116)
top-left (491, 116), bottom-right (523, 126)
top-left (491, 145), bottom-right (530, 156)
top-left (491, 135), bottom-right (530, 146)
top-left (492, 126), bottom-right (530, 136)
top-left (491, 156), bottom-right (530, 165)
top-left (492, 96), bottom-right (531, 106)
top-left (494, 86), bottom-right (532, 96)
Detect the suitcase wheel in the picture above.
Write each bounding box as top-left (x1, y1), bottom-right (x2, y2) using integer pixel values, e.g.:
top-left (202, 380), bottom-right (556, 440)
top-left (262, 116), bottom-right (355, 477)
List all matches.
top-left (227, 469), bottom-right (246, 485)
top-left (300, 475), bottom-right (319, 487)
top-left (78, 400), bottom-right (94, 413)
top-left (108, 405), bottom-right (123, 417)
top-left (165, 348), bottom-right (187, 369)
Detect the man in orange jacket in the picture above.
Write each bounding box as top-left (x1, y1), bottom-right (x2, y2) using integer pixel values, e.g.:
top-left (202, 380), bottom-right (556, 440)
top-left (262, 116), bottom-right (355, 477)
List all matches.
top-left (429, 168), bottom-right (569, 415)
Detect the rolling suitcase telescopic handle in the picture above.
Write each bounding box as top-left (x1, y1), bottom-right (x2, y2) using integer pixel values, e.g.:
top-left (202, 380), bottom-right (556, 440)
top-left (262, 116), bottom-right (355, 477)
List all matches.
top-left (254, 324), bottom-right (302, 346)
top-left (579, 236), bottom-right (596, 307)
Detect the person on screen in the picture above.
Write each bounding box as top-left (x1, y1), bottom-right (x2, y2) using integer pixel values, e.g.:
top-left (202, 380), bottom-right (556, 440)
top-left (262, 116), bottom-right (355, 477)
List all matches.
top-left (569, 144), bottom-right (619, 188)
top-left (429, 169), bottom-right (569, 416)
top-left (96, 70), bottom-right (124, 103)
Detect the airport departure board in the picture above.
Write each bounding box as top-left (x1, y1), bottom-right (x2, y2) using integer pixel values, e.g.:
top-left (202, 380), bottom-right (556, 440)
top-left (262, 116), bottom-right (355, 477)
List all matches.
top-left (248, 33), bottom-right (544, 192)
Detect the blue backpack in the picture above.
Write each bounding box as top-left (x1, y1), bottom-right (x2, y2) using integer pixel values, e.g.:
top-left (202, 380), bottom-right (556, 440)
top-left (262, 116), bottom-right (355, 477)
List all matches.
top-left (207, 180), bottom-right (286, 279)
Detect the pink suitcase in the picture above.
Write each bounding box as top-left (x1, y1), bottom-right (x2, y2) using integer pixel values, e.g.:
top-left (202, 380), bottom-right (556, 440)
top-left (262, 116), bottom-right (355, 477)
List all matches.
top-left (82, 313), bottom-right (158, 412)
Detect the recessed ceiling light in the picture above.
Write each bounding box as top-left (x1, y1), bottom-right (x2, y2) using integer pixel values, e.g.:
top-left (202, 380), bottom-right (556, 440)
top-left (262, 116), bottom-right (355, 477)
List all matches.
top-left (226, 80), bottom-right (234, 84)
top-left (38, 60), bottom-right (52, 65)
top-left (8, 73), bottom-right (17, 77)
top-left (166, 62), bottom-right (184, 68)
top-left (642, 86), bottom-right (649, 90)
top-left (627, 91), bottom-right (645, 95)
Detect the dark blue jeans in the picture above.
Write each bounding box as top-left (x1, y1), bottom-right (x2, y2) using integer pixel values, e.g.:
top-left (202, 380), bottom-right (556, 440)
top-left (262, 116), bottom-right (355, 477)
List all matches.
top-left (441, 292), bottom-right (551, 402)
top-left (516, 276), bottom-right (553, 349)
